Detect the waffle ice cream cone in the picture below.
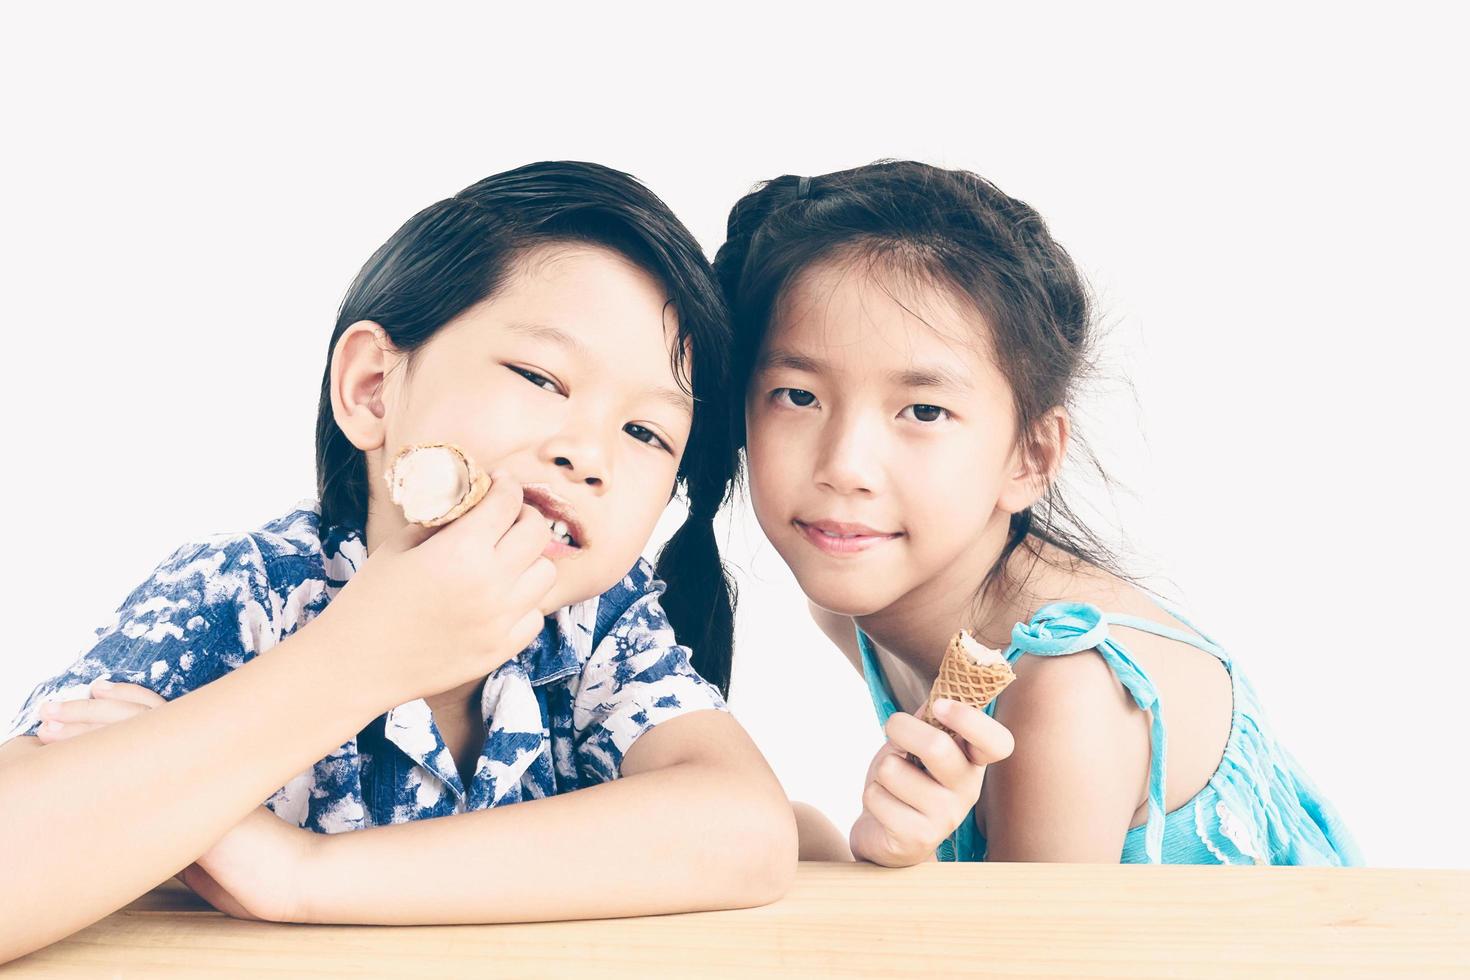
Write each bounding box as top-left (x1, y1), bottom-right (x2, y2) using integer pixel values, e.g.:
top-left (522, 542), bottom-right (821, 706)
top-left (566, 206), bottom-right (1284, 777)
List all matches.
top-left (920, 629), bottom-right (1015, 735)
top-left (385, 443), bottom-right (491, 527)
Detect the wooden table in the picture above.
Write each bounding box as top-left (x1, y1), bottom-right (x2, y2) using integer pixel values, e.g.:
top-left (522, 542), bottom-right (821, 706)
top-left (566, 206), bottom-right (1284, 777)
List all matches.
top-left (5, 863), bottom-right (1467, 977)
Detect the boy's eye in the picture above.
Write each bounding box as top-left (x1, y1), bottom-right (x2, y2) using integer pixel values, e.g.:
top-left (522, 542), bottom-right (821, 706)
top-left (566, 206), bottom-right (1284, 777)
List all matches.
top-left (510, 366), bottom-right (562, 394)
top-left (773, 387), bottom-right (818, 408)
top-left (901, 404), bottom-right (949, 423)
top-left (624, 423), bottom-right (671, 453)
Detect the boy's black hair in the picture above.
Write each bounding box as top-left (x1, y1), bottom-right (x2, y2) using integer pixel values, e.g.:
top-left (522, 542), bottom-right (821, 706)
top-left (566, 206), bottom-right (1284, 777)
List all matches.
top-left (315, 161), bottom-right (738, 694)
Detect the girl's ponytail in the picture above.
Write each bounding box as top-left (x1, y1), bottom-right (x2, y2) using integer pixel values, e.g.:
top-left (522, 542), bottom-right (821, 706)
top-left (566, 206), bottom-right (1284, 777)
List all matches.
top-left (655, 465), bottom-right (737, 698)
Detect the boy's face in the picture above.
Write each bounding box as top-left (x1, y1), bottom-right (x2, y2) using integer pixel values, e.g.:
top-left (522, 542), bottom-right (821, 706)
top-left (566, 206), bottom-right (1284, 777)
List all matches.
top-left (366, 244), bottom-right (692, 612)
top-left (743, 256), bottom-right (1032, 621)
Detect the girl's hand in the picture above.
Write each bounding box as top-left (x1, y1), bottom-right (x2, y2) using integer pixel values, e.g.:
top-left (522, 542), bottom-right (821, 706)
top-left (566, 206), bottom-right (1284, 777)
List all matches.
top-left (314, 472), bottom-right (558, 706)
top-left (36, 680), bottom-right (319, 922)
top-left (849, 699), bottom-right (1015, 867)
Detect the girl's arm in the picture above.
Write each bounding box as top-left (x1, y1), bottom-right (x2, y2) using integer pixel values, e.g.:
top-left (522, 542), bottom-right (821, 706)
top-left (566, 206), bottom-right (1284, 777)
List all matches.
top-left (979, 650), bottom-right (1150, 862)
top-left (0, 622), bottom-right (388, 960)
top-left (304, 709), bottom-right (797, 923)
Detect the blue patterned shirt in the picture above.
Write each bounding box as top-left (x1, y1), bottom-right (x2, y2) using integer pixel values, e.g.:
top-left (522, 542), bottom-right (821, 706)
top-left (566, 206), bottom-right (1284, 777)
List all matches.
top-left (5, 502), bottom-right (728, 833)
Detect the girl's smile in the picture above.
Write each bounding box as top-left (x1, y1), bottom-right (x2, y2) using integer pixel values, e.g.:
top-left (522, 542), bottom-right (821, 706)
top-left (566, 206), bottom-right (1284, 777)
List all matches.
top-left (744, 254), bottom-right (1027, 620)
top-left (793, 518), bottom-right (903, 556)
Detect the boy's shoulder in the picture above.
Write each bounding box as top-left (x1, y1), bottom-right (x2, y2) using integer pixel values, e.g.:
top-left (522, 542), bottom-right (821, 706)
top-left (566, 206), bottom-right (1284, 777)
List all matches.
top-left (137, 501), bottom-right (341, 601)
top-left (589, 556), bottom-right (665, 646)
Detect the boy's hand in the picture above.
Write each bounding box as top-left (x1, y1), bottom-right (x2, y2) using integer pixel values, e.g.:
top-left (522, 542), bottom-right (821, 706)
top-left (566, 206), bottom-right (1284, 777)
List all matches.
top-left (36, 680), bottom-right (320, 922)
top-left (315, 471), bottom-right (558, 706)
top-left (849, 699), bottom-right (1014, 867)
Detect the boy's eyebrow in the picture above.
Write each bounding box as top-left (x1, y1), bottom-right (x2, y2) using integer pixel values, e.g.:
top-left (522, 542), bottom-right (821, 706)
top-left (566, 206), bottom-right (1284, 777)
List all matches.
top-left (505, 320), bottom-right (590, 356)
top-left (645, 384), bottom-right (694, 417)
top-left (508, 320), bottom-right (692, 417)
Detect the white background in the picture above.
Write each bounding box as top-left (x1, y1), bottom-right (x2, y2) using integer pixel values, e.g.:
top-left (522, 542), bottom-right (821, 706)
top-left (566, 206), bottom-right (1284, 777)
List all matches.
top-left (2, 3), bottom-right (1464, 867)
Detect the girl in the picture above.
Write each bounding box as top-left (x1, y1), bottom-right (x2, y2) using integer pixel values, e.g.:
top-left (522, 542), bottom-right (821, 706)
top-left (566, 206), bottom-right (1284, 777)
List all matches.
top-left (716, 162), bottom-right (1361, 867)
top-left (0, 161), bottom-right (795, 962)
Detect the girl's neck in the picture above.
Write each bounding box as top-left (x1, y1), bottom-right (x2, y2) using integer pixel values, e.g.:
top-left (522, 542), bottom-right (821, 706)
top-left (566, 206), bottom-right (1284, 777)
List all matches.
top-left (854, 515), bottom-right (1040, 682)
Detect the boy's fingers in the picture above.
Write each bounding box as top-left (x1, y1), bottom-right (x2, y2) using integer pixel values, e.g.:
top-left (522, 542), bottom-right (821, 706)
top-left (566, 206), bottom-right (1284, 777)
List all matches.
top-left (448, 472), bottom-right (525, 544)
top-left (90, 679), bottom-right (167, 707)
top-left (378, 520), bottom-right (440, 555)
top-left (931, 699), bottom-right (1015, 766)
top-left (37, 720), bottom-right (101, 742)
top-left (495, 505), bottom-right (555, 571)
top-left (41, 698), bottom-right (150, 726)
top-left (506, 556), bottom-right (557, 615)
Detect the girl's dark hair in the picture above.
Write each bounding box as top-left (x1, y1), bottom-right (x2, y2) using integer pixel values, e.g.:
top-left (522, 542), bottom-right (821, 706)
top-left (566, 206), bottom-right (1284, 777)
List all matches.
top-left (713, 161), bottom-right (1123, 606)
top-left (315, 161), bottom-right (738, 694)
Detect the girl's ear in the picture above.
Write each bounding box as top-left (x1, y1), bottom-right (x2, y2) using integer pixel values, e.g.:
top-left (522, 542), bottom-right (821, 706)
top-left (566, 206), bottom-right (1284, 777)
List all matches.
top-left (330, 321), bottom-right (401, 451)
top-left (997, 407), bottom-right (1070, 514)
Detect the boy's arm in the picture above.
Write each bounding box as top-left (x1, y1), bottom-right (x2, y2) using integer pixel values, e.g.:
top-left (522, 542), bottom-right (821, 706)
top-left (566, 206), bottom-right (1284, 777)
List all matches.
top-left (0, 622), bottom-right (387, 963)
top-left (305, 708), bottom-right (798, 924)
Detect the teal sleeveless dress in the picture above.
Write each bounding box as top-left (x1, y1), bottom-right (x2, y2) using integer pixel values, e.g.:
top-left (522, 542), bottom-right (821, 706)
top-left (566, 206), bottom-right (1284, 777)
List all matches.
top-left (856, 601), bottom-right (1362, 865)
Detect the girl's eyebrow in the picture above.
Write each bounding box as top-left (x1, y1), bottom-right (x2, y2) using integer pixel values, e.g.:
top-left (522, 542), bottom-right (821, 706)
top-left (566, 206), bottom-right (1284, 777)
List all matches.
top-left (757, 349), bottom-right (823, 373)
top-left (759, 348), bottom-right (970, 391)
top-left (890, 365), bottom-right (972, 391)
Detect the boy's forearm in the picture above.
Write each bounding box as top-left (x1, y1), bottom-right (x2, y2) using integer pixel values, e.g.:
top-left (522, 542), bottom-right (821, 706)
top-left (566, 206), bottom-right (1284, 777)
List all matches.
top-left (0, 619), bottom-right (386, 962)
top-left (305, 761), bottom-right (798, 924)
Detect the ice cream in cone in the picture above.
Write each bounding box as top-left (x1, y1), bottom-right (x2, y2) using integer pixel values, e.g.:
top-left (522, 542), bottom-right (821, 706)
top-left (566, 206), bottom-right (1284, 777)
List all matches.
top-left (920, 629), bottom-right (1015, 735)
top-left (384, 443), bottom-right (491, 527)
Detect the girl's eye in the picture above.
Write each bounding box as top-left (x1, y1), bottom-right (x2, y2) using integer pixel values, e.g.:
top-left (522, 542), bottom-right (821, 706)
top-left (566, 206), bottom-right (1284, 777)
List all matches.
top-left (624, 423), bottom-right (671, 453)
top-left (773, 387), bottom-right (818, 408)
top-left (901, 404), bottom-right (950, 423)
top-left (510, 366), bottom-right (562, 394)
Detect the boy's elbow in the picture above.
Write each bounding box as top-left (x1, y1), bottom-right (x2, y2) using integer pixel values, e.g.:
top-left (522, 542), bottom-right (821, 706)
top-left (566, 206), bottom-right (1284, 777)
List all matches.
top-left (719, 779), bottom-right (798, 907)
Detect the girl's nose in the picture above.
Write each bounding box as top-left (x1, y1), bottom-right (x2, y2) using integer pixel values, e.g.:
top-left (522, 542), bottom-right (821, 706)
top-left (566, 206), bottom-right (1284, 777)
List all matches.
top-left (812, 417), bottom-right (879, 495)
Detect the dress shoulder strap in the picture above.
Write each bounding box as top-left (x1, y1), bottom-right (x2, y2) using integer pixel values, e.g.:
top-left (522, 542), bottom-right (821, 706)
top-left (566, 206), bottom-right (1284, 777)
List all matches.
top-left (855, 627), bottom-right (901, 727)
top-left (1005, 602), bottom-right (1172, 863)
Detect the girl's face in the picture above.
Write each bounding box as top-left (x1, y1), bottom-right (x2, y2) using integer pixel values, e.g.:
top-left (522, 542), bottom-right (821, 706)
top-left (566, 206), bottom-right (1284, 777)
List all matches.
top-left (353, 244), bottom-right (692, 612)
top-left (744, 256), bottom-right (1036, 619)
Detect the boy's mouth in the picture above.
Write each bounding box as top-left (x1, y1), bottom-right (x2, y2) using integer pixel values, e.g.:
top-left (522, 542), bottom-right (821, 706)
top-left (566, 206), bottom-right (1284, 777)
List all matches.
top-left (522, 484), bottom-right (586, 551)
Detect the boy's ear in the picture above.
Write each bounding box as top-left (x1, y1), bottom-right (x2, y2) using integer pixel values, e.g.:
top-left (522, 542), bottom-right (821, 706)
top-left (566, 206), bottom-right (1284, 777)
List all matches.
top-left (997, 407), bottom-right (1070, 514)
top-left (329, 321), bottom-right (400, 451)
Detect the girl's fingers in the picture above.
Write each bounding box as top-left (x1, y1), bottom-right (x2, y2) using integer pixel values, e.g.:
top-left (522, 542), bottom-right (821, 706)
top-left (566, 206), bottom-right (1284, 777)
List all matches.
top-left (884, 711), bottom-right (976, 791)
top-left (860, 779), bottom-right (930, 844)
top-left (89, 679), bottom-right (167, 707)
top-left (872, 751), bottom-right (958, 817)
top-left (931, 699), bottom-right (1015, 767)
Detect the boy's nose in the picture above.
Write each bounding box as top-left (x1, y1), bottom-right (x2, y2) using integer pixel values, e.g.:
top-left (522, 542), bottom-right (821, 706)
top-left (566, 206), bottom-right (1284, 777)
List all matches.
top-left (542, 432), bottom-right (609, 490)
top-left (555, 455), bottom-right (603, 488)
